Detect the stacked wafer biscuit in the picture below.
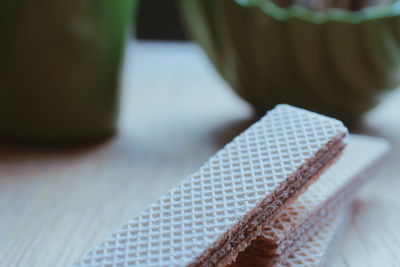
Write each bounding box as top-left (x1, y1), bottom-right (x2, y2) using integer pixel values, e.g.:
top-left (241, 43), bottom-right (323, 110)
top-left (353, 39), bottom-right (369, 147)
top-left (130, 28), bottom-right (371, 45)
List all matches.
top-left (75, 105), bottom-right (389, 266)
top-left (230, 134), bottom-right (388, 266)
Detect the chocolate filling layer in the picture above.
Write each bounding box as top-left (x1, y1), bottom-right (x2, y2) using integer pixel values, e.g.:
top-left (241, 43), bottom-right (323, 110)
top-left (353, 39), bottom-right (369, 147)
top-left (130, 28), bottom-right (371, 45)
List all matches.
top-left (189, 135), bottom-right (346, 267)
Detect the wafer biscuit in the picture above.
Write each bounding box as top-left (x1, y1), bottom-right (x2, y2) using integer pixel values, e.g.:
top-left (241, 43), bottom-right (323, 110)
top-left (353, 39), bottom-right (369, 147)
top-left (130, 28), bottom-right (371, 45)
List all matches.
top-left (231, 135), bottom-right (388, 266)
top-left (281, 202), bottom-right (354, 267)
top-left (75, 105), bottom-right (347, 267)
top-left (230, 202), bottom-right (353, 267)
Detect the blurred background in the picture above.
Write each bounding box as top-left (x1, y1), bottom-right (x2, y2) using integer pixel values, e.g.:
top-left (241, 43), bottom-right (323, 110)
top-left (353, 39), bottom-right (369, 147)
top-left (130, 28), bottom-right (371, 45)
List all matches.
top-left (2, 0), bottom-right (399, 146)
top-left (136, 0), bottom-right (187, 40)
top-left (1, 0), bottom-right (400, 266)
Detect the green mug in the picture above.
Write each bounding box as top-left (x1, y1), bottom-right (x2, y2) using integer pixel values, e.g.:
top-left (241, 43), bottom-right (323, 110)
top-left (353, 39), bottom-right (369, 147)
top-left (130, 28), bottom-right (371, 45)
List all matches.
top-left (0, 0), bottom-right (136, 145)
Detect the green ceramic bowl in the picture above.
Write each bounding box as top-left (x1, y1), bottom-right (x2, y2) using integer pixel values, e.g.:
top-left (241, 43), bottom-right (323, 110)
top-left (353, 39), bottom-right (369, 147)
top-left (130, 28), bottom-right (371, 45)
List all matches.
top-left (180, 0), bottom-right (400, 122)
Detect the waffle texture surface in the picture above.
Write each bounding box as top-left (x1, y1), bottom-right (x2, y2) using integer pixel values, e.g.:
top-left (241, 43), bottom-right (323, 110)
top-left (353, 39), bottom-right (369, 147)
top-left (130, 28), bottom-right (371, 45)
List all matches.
top-left (75, 104), bottom-right (346, 267)
top-left (230, 204), bottom-right (352, 267)
top-left (231, 135), bottom-right (388, 266)
top-left (256, 134), bottom-right (389, 255)
top-left (281, 204), bottom-right (353, 267)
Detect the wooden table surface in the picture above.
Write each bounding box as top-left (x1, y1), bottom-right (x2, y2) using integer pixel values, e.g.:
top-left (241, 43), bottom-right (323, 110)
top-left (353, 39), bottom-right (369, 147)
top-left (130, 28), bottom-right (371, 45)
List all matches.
top-left (1, 41), bottom-right (399, 267)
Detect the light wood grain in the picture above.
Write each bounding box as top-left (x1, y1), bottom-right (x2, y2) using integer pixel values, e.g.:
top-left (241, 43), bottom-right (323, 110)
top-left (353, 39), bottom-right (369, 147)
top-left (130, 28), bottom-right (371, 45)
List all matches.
top-left (0, 41), bottom-right (399, 267)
